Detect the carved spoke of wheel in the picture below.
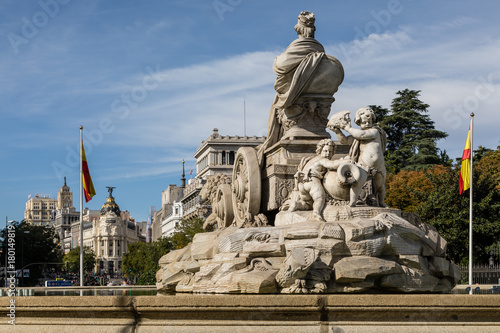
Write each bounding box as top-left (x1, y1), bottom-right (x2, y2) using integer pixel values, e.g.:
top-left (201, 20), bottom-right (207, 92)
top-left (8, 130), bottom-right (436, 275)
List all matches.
top-left (215, 184), bottom-right (234, 229)
top-left (232, 147), bottom-right (261, 227)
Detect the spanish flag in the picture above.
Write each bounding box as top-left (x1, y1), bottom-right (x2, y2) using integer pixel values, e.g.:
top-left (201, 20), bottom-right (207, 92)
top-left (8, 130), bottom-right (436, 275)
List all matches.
top-left (82, 140), bottom-right (96, 202)
top-left (459, 127), bottom-right (471, 195)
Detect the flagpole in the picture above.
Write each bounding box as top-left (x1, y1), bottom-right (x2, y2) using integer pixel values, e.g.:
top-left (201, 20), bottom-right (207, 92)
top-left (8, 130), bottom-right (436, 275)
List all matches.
top-left (80, 126), bottom-right (84, 288)
top-left (468, 113), bottom-right (474, 295)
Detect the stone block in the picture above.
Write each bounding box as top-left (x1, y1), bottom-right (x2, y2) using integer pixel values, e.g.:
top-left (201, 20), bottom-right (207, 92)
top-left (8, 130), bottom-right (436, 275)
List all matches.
top-left (334, 256), bottom-right (403, 283)
top-left (286, 238), bottom-right (348, 256)
top-left (398, 255), bottom-right (428, 271)
top-left (429, 256), bottom-right (450, 277)
top-left (320, 222), bottom-right (345, 240)
top-left (243, 241), bottom-right (285, 257)
top-left (284, 222), bottom-right (321, 239)
top-left (274, 210), bottom-right (316, 226)
top-left (380, 266), bottom-right (439, 292)
top-left (384, 233), bottom-right (422, 255)
top-left (191, 232), bottom-right (219, 260)
top-left (330, 281), bottom-right (374, 293)
top-left (449, 262), bottom-right (461, 283)
top-left (346, 236), bottom-right (385, 257)
top-left (276, 248), bottom-right (316, 288)
top-left (159, 244), bottom-right (192, 265)
top-left (158, 261), bottom-right (198, 292)
top-left (228, 258), bottom-right (279, 293)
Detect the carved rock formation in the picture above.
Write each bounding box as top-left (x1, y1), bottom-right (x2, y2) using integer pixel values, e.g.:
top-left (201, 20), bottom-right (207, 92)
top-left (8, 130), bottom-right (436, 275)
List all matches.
top-left (156, 208), bottom-right (459, 294)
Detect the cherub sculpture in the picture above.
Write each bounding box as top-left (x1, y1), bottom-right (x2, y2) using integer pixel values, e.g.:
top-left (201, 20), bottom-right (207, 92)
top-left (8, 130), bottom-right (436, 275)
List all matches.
top-left (328, 107), bottom-right (388, 207)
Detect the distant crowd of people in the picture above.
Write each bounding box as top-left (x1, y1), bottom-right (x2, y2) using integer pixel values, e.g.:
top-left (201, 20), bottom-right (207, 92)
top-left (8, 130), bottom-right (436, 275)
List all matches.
top-left (42, 270), bottom-right (131, 286)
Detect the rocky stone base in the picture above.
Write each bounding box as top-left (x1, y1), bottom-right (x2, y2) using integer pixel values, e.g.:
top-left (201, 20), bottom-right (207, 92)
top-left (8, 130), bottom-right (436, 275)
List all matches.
top-left (156, 208), bottom-right (459, 294)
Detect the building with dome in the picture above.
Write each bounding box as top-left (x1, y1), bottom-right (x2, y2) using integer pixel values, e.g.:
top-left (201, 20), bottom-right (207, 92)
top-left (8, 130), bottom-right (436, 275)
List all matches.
top-left (65, 187), bottom-right (146, 274)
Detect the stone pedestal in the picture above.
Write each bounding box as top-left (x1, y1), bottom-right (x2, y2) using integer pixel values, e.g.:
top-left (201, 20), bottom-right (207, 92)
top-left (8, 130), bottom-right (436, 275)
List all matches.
top-left (261, 139), bottom-right (350, 212)
top-left (157, 208), bottom-right (458, 295)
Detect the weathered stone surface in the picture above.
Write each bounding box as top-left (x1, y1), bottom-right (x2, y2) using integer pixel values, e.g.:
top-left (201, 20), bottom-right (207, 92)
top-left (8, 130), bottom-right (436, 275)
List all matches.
top-left (159, 243), bottom-right (192, 265)
top-left (275, 206), bottom-right (401, 226)
top-left (381, 266), bottom-right (440, 292)
top-left (286, 238), bottom-right (347, 255)
top-left (284, 222), bottom-right (321, 239)
top-left (157, 210), bottom-right (458, 294)
top-left (330, 281), bottom-right (375, 293)
top-left (6, 294), bottom-right (500, 331)
top-left (398, 255), bottom-right (428, 271)
top-left (228, 258), bottom-right (279, 293)
top-left (320, 222), bottom-right (345, 239)
top-left (429, 256), bottom-right (451, 277)
top-left (276, 248), bottom-right (316, 288)
top-left (191, 232), bottom-right (220, 260)
top-left (346, 236), bottom-right (386, 256)
top-left (402, 211), bottom-right (447, 257)
top-left (157, 260), bottom-right (200, 292)
top-left (334, 256), bottom-right (403, 283)
top-left (243, 241), bottom-right (285, 257)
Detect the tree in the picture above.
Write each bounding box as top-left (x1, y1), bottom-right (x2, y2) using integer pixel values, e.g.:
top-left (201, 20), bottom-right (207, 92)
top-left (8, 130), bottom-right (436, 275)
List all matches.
top-left (122, 237), bottom-right (173, 285)
top-left (170, 216), bottom-right (206, 249)
top-left (63, 246), bottom-right (96, 273)
top-left (370, 89), bottom-right (448, 173)
top-left (0, 221), bottom-right (63, 286)
top-left (384, 147), bottom-right (500, 265)
top-left (385, 165), bottom-right (448, 213)
top-left (122, 217), bottom-right (207, 285)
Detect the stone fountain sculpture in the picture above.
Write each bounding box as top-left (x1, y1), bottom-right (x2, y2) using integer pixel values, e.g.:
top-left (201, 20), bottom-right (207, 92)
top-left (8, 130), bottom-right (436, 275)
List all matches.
top-left (156, 11), bottom-right (459, 294)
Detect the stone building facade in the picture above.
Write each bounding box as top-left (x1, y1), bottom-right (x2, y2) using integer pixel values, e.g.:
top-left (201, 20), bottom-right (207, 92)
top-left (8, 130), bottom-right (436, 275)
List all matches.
top-left (63, 189), bottom-right (146, 273)
top-left (52, 178), bottom-right (80, 253)
top-left (151, 129), bottom-right (265, 240)
top-left (194, 128), bottom-right (266, 178)
top-left (24, 194), bottom-right (58, 226)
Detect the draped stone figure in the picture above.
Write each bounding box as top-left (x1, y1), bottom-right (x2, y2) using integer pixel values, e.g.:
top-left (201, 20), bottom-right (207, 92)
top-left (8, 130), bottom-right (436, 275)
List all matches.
top-left (258, 11), bottom-right (344, 165)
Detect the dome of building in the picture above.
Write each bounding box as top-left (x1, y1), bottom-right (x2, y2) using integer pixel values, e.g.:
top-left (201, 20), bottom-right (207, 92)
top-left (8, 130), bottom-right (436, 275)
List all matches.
top-left (100, 192), bottom-right (121, 217)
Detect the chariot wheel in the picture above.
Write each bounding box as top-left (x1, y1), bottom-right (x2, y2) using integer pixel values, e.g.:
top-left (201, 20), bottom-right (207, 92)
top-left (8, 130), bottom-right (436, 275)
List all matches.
top-left (214, 184), bottom-right (234, 229)
top-left (232, 147), bottom-right (261, 227)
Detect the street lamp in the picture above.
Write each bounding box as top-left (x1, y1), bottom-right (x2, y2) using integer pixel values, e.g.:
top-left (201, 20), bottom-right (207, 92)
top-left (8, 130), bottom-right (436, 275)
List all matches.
top-left (21, 230), bottom-right (30, 287)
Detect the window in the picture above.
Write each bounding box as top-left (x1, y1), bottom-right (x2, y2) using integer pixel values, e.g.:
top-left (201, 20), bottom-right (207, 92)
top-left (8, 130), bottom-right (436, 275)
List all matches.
top-left (109, 249), bottom-right (113, 256)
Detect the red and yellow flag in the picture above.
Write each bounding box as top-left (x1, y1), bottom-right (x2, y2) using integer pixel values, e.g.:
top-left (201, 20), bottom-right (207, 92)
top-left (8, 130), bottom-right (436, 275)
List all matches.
top-left (82, 140), bottom-right (96, 202)
top-left (459, 127), bottom-right (471, 195)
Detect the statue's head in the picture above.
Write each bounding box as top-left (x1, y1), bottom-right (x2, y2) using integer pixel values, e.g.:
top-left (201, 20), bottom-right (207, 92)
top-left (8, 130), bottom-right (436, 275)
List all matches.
top-left (316, 139), bottom-right (335, 158)
top-left (295, 11), bottom-right (316, 39)
top-left (354, 107), bottom-right (375, 128)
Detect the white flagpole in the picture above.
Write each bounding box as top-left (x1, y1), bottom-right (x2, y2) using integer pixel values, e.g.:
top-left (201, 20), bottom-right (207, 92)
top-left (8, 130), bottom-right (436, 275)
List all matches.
top-left (80, 126), bottom-right (84, 288)
top-left (468, 113), bottom-right (474, 294)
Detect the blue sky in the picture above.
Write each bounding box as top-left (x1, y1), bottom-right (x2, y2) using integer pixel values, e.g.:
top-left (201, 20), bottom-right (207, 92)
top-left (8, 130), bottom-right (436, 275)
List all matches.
top-left (1, 0), bottom-right (499, 223)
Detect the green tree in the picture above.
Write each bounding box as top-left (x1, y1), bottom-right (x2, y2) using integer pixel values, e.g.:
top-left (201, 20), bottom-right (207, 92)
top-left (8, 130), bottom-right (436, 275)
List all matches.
top-left (63, 246), bottom-right (96, 273)
top-left (385, 147), bottom-right (500, 264)
top-left (170, 216), bottom-right (206, 249)
top-left (370, 89), bottom-right (448, 173)
top-left (0, 221), bottom-right (63, 286)
top-left (122, 237), bottom-right (173, 285)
